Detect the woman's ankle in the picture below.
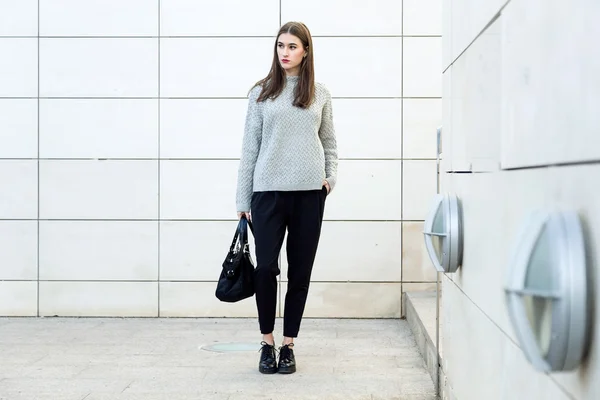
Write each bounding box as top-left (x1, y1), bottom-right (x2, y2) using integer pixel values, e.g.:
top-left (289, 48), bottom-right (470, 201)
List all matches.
top-left (262, 333), bottom-right (275, 346)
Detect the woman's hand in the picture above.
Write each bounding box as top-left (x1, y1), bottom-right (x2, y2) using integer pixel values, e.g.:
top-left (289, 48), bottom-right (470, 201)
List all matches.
top-left (237, 212), bottom-right (252, 221)
top-left (323, 180), bottom-right (330, 194)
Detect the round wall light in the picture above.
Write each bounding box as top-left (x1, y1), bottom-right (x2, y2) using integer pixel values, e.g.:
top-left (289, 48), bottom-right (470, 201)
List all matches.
top-left (504, 210), bottom-right (590, 372)
top-left (423, 193), bottom-right (463, 273)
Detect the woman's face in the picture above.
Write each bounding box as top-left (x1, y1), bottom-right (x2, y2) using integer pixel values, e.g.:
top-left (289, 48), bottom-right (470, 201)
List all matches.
top-left (277, 33), bottom-right (306, 76)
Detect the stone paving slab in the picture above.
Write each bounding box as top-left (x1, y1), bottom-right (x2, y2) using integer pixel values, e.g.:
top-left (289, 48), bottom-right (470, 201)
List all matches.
top-left (0, 318), bottom-right (436, 400)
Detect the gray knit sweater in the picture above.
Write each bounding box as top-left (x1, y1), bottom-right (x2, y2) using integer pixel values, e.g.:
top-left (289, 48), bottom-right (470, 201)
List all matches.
top-left (235, 76), bottom-right (339, 212)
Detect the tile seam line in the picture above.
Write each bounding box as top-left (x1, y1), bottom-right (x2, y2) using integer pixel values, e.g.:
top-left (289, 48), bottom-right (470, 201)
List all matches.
top-left (442, 2), bottom-right (508, 74)
top-left (445, 159), bottom-right (600, 172)
top-left (16, 220), bottom-right (415, 223)
top-left (0, 97), bottom-right (441, 100)
top-left (3, 35), bottom-right (441, 38)
top-left (3, 158), bottom-right (438, 161)
top-left (11, 280), bottom-right (416, 284)
top-left (157, 0), bottom-right (161, 317)
top-left (400, 0), bottom-right (405, 308)
top-left (447, 277), bottom-right (520, 348)
top-left (36, 0), bottom-right (41, 318)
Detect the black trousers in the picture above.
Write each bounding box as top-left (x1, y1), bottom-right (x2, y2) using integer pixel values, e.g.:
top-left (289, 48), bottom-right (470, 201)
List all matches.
top-left (251, 188), bottom-right (327, 338)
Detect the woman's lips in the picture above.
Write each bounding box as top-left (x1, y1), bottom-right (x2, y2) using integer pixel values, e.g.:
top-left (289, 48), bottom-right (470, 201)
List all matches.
top-left (282, 59), bottom-right (290, 63)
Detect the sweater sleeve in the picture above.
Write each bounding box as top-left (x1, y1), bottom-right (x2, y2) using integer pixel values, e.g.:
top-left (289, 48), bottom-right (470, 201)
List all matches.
top-left (319, 89), bottom-right (339, 191)
top-left (235, 86), bottom-right (263, 212)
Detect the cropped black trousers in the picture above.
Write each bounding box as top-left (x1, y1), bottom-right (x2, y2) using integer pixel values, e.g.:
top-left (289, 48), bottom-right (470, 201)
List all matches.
top-left (250, 188), bottom-right (327, 338)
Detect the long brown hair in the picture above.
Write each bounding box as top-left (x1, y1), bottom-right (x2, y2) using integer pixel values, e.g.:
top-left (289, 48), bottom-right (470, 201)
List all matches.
top-left (253, 22), bottom-right (315, 109)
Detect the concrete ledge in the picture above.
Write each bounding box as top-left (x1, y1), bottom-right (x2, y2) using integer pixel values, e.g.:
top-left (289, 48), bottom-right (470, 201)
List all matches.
top-left (404, 291), bottom-right (443, 390)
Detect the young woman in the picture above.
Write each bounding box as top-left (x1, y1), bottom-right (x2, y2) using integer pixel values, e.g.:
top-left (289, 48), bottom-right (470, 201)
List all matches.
top-left (235, 21), bottom-right (338, 374)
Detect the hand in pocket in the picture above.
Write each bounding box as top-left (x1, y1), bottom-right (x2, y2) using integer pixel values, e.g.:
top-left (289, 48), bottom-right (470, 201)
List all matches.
top-left (322, 180), bottom-right (330, 194)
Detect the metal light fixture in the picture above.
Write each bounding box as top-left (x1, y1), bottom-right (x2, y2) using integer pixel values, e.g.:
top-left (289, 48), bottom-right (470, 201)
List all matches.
top-left (423, 193), bottom-right (463, 273)
top-left (504, 210), bottom-right (590, 372)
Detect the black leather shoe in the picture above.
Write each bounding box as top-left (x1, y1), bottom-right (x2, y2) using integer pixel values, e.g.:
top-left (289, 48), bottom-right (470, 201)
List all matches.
top-left (277, 344), bottom-right (296, 374)
top-left (258, 341), bottom-right (278, 374)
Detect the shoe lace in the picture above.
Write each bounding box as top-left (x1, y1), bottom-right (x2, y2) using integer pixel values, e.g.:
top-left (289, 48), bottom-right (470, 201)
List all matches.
top-left (279, 343), bottom-right (294, 361)
top-left (259, 341), bottom-right (277, 362)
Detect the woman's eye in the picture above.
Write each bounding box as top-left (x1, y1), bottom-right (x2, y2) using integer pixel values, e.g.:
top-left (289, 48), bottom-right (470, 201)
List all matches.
top-left (290, 46), bottom-right (296, 50)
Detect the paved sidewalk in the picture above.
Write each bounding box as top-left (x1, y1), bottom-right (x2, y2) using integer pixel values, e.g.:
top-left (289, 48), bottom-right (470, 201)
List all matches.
top-left (0, 318), bottom-right (436, 400)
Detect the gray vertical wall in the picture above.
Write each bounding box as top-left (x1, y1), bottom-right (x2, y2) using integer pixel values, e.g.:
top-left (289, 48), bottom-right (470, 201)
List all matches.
top-left (441, 0), bottom-right (600, 398)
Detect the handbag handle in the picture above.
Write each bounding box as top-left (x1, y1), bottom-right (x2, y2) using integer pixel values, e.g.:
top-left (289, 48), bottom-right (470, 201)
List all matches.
top-left (228, 216), bottom-right (254, 254)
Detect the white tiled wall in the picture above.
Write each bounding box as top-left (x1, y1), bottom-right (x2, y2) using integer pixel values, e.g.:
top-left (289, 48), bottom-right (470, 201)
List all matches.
top-left (0, 0), bottom-right (441, 318)
top-left (159, 160), bottom-right (238, 220)
top-left (334, 99), bottom-right (403, 159)
top-left (160, 282), bottom-right (258, 317)
top-left (404, 0), bottom-right (443, 35)
top-left (160, 38), bottom-right (272, 97)
top-left (0, 281), bottom-right (37, 317)
top-left (443, 167), bottom-right (600, 399)
top-left (281, 222), bottom-right (403, 282)
top-left (403, 99), bottom-right (442, 159)
top-left (159, 99), bottom-right (246, 158)
top-left (0, 160), bottom-right (38, 219)
top-left (443, 274), bottom-right (574, 400)
top-left (159, 221), bottom-right (255, 281)
top-left (40, 39), bottom-right (159, 97)
top-left (313, 37), bottom-right (403, 97)
top-left (449, 0), bottom-right (506, 66)
top-left (160, 0), bottom-right (279, 36)
top-left (0, 1), bottom-right (38, 37)
top-left (441, 0), bottom-right (600, 398)
top-left (0, 221), bottom-right (38, 280)
top-left (281, 0), bottom-right (403, 36)
top-left (0, 39), bottom-right (38, 97)
top-left (500, 0), bottom-right (600, 169)
top-left (39, 0), bottom-right (159, 36)
top-left (286, 281), bottom-right (403, 318)
top-left (39, 160), bottom-right (158, 220)
top-left (39, 221), bottom-right (159, 281)
top-left (445, 16), bottom-right (502, 172)
top-left (403, 37), bottom-right (443, 97)
top-left (402, 160), bottom-right (438, 220)
top-left (39, 281), bottom-right (158, 317)
top-left (0, 100), bottom-right (38, 158)
top-left (39, 99), bottom-right (159, 158)
top-left (324, 160), bottom-right (402, 221)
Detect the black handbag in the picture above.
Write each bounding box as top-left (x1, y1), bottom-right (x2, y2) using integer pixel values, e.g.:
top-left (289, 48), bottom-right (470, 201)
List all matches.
top-left (215, 216), bottom-right (256, 302)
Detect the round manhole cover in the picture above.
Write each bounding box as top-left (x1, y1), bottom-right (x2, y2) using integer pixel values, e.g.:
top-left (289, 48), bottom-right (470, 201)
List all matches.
top-left (200, 342), bottom-right (261, 353)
